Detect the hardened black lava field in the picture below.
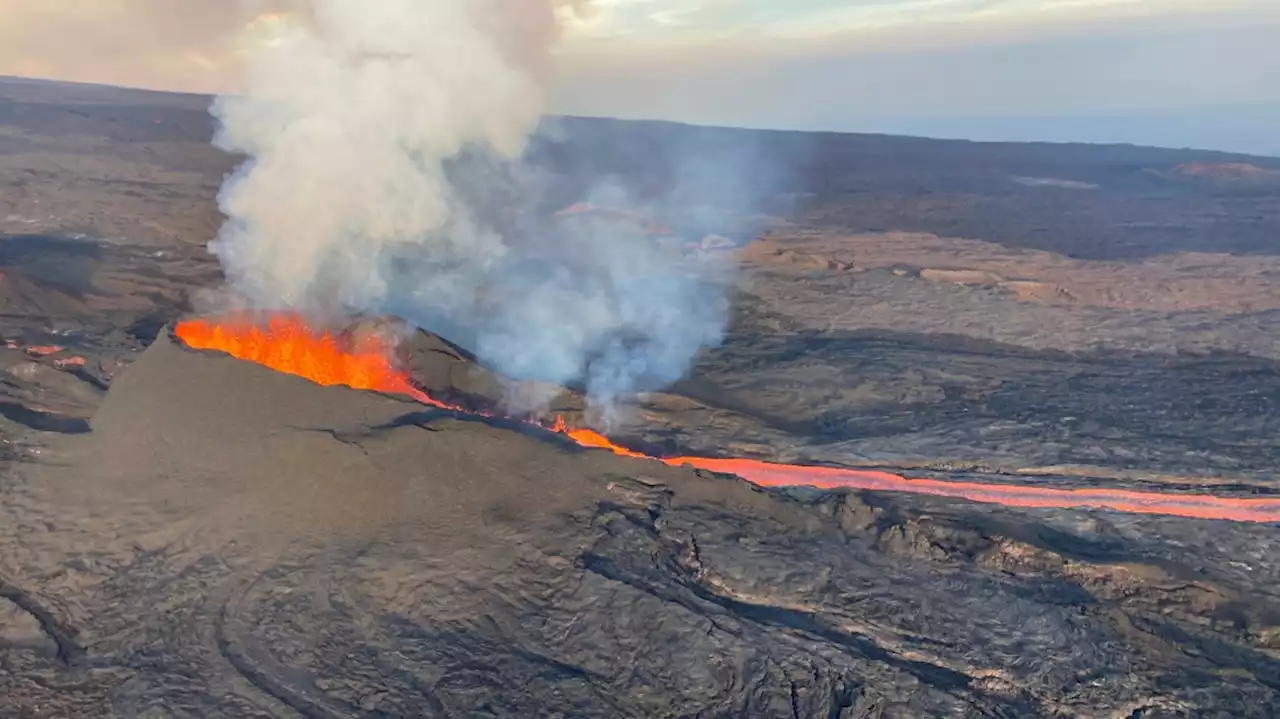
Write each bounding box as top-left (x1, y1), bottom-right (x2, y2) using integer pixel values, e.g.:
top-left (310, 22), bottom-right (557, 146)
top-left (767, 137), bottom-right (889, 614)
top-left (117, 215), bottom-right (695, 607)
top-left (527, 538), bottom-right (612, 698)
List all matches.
top-left (2, 77), bottom-right (1280, 717)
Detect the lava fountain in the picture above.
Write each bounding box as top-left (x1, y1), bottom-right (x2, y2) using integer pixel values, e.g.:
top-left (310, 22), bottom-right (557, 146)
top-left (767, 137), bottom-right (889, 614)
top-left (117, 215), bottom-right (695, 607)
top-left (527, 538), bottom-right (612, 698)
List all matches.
top-left (173, 314), bottom-right (1280, 524)
top-left (175, 313), bottom-right (442, 408)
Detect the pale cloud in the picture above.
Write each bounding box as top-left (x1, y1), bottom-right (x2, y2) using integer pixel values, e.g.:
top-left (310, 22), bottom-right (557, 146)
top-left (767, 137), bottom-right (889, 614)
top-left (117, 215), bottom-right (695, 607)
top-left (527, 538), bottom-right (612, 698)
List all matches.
top-left (0, 0), bottom-right (1275, 153)
top-left (1, 0), bottom-right (1269, 93)
top-left (0, 0), bottom-right (270, 93)
top-left (558, 0), bottom-right (1269, 45)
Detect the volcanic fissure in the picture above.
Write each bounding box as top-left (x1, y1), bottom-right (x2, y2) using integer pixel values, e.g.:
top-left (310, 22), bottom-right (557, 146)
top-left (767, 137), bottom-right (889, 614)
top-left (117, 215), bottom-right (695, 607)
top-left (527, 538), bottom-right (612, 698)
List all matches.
top-left (174, 313), bottom-right (1280, 523)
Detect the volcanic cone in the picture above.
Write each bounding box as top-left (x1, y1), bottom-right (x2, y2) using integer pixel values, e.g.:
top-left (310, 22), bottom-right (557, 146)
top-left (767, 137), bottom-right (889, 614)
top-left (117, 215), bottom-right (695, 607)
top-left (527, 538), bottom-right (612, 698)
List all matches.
top-left (69, 326), bottom-right (647, 542)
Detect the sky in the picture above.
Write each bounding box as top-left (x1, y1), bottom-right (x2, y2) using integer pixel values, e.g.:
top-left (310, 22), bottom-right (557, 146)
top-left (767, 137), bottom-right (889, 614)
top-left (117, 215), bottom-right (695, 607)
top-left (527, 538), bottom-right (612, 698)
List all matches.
top-left (553, 0), bottom-right (1280, 155)
top-left (0, 0), bottom-right (1276, 155)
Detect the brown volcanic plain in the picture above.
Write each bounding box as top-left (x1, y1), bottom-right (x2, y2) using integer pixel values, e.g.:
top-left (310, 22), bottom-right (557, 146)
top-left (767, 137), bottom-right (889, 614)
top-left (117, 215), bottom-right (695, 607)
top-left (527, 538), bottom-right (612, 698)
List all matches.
top-left (2, 77), bottom-right (1280, 717)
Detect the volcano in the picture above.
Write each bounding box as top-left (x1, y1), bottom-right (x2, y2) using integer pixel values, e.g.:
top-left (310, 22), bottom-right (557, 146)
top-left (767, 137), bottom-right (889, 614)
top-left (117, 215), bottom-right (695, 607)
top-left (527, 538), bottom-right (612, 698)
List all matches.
top-left (8, 73), bottom-right (1280, 717)
top-left (2, 314), bottom-right (1276, 717)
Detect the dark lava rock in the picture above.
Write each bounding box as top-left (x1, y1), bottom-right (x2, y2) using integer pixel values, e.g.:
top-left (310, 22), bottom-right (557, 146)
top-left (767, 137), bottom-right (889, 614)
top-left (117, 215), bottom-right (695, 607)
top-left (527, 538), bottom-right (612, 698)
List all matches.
top-left (0, 329), bottom-right (1277, 718)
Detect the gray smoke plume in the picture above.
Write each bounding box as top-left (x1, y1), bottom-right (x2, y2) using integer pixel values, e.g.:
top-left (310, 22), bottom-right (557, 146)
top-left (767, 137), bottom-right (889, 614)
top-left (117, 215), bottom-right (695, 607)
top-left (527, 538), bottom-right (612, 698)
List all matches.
top-left (209, 0), bottom-right (750, 427)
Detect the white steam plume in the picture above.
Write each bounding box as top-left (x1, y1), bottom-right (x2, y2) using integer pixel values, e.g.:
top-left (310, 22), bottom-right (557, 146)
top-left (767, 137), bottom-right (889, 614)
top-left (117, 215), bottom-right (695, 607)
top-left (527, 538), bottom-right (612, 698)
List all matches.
top-left (211, 0), bottom-right (737, 426)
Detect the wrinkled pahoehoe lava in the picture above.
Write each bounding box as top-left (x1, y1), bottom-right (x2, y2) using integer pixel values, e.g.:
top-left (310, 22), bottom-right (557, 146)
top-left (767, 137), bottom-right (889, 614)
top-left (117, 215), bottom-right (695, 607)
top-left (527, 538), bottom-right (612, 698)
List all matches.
top-left (1, 323), bottom-right (1277, 717)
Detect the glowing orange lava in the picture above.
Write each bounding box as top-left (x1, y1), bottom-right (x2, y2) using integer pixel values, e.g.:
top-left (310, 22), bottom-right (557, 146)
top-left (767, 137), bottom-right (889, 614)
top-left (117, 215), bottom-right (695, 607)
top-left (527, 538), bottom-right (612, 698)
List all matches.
top-left (174, 314), bottom-right (1280, 524)
top-left (175, 313), bottom-right (446, 408)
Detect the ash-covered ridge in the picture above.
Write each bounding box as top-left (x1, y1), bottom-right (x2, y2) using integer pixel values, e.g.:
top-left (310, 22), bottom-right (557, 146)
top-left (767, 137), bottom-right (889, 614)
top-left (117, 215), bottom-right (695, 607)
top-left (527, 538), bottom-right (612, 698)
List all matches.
top-left (1, 324), bottom-right (1275, 717)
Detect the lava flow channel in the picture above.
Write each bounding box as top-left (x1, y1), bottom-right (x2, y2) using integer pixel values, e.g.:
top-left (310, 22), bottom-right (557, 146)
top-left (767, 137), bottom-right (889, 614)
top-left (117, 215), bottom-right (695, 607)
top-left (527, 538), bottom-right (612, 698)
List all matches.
top-left (174, 314), bottom-right (1280, 523)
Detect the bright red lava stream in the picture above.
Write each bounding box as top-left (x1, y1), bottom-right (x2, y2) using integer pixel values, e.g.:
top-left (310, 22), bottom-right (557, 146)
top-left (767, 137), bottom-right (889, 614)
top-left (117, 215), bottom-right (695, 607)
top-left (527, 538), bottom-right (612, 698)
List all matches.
top-left (175, 314), bottom-right (1280, 524)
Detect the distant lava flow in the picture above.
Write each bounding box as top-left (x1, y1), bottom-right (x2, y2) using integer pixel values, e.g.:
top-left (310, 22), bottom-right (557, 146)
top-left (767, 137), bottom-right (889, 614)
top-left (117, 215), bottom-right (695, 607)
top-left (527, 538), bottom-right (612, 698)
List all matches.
top-left (173, 314), bottom-right (1280, 523)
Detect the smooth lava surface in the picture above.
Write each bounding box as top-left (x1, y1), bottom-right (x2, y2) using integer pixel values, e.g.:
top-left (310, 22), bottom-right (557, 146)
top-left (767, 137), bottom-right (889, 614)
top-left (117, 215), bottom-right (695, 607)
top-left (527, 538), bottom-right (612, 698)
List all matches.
top-left (175, 313), bottom-right (1280, 523)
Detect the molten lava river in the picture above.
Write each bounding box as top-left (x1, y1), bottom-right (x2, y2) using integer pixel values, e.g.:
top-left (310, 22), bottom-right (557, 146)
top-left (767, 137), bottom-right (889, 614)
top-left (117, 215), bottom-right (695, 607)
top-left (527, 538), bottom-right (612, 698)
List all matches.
top-left (174, 314), bottom-right (1280, 524)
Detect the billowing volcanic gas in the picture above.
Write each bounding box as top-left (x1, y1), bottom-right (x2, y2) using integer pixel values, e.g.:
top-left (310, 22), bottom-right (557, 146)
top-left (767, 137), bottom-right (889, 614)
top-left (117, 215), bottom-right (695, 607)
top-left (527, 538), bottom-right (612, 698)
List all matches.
top-left (175, 313), bottom-right (1280, 523)
top-left (204, 0), bottom-right (736, 423)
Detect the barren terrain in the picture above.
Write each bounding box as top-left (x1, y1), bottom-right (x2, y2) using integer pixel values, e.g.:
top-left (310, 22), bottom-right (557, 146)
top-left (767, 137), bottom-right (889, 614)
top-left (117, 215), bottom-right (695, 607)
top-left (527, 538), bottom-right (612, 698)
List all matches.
top-left (2, 77), bottom-right (1280, 717)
